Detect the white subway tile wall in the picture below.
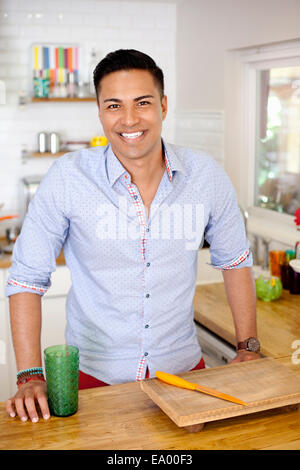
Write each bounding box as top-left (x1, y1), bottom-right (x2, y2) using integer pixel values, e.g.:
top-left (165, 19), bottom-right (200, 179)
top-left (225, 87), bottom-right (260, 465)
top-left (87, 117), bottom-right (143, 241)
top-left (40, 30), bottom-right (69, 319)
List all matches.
top-left (0, 0), bottom-right (177, 219)
top-left (174, 110), bottom-right (224, 166)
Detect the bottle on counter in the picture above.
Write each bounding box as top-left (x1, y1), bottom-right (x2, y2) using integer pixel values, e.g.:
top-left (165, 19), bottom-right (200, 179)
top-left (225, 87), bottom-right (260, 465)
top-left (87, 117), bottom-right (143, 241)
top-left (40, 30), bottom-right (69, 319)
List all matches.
top-left (280, 250), bottom-right (296, 290)
top-left (288, 259), bottom-right (300, 295)
top-left (269, 250), bottom-right (285, 277)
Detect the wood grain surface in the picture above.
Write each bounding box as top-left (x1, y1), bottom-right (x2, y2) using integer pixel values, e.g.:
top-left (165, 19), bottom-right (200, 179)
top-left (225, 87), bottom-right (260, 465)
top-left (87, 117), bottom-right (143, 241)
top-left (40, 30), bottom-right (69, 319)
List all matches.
top-left (0, 360), bottom-right (300, 450)
top-left (140, 358), bottom-right (300, 427)
top-left (194, 282), bottom-right (300, 361)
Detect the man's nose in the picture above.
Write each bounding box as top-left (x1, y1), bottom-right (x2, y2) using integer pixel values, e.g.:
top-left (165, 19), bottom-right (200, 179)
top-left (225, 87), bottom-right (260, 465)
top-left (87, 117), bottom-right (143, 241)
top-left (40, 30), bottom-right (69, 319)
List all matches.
top-left (120, 106), bottom-right (139, 127)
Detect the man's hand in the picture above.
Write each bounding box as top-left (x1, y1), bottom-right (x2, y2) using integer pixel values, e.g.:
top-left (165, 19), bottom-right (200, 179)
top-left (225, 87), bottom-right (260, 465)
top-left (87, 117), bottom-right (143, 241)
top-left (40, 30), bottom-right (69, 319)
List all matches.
top-left (230, 350), bottom-right (262, 364)
top-left (6, 380), bottom-right (50, 423)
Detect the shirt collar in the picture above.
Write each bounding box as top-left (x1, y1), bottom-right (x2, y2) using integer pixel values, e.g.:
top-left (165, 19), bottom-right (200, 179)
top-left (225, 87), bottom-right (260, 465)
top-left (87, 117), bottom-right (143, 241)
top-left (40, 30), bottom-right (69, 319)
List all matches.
top-left (105, 144), bottom-right (127, 187)
top-left (105, 138), bottom-right (186, 187)
top-left (162, 139), bottom-right (186, 181)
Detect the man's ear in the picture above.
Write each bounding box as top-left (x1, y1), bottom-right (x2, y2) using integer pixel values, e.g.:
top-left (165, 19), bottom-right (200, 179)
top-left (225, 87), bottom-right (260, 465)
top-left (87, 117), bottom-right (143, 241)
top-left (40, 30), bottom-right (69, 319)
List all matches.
top-left (161, 95), bottom-right (167, 121)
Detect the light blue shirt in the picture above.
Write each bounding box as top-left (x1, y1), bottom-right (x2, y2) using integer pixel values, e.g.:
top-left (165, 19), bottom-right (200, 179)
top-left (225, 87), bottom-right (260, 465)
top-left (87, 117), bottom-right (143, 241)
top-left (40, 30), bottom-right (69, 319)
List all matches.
top-left (6, 141), bottom-right (252, 384)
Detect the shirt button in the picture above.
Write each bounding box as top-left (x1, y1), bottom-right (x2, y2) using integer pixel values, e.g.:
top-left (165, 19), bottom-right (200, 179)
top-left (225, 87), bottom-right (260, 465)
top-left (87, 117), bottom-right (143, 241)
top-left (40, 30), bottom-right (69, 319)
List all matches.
top-left (146, 262), bottom-right (150, 267)
top-left (145, 293), bottom-right (150, 298)
top-left (134, 195), bottom-right (138, 200)
top-left (144, 352), bottom-right (149, 356)
top-left (145, 324), bottom-right (149, 328)
top-left (146, 228), bottom-right (150, 232)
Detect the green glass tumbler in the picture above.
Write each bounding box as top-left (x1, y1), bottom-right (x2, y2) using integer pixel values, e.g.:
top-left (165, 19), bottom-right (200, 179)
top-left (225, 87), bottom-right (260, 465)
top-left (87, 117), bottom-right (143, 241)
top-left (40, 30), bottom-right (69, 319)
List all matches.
top-left (44, 344), bottom-right (79, 417)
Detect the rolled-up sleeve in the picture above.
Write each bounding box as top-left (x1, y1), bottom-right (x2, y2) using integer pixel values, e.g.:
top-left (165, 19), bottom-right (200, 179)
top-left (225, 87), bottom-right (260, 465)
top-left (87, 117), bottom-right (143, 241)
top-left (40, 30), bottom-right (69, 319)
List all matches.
top-left (204, 161), bottom-right (252, 270)
top-left (6, 160), bottom-right (69, 297)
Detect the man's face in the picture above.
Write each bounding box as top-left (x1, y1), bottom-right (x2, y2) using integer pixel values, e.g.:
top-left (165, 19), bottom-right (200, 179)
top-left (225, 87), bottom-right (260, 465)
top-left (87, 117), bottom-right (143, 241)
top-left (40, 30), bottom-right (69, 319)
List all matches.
top-left (97, 69), bottom-right (167, 162)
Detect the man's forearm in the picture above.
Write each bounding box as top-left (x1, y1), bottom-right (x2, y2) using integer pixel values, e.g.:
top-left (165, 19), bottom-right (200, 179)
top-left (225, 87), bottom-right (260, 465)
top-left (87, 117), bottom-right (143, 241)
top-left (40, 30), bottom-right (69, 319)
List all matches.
top-left (9, 293), bottom-right (43, 371)
top-left (222, 267), bottom-right (257, 343)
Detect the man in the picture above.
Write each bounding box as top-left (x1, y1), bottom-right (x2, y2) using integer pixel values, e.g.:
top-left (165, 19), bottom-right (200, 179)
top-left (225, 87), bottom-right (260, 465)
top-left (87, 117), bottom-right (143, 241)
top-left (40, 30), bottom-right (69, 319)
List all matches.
top-left (5, 49), bottom-right (260, 423)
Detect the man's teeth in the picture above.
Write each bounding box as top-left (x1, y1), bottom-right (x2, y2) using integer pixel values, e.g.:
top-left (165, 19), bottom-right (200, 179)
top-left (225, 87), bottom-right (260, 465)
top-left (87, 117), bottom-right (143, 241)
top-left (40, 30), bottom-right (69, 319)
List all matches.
top-left (121, 131), bottom-right (143, 139)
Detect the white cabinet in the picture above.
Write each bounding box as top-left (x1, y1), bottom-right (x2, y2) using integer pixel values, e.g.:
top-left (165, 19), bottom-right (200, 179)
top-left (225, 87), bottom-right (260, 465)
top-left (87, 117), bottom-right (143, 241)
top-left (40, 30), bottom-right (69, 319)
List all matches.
top-left (41, 296), bottom-right (68, 358)
top-left (197, 248), bottom-right (223, 285)
top-left (0, 296), bottom-right (11, 402)
top-left (1, 266), bottom-right (71, 401)
top-left (0, 269), bottom-right (14, 401)
top-left (42, 266), bottom-right (71, 355)
top-left (44, 266), bottom-right (72, 298)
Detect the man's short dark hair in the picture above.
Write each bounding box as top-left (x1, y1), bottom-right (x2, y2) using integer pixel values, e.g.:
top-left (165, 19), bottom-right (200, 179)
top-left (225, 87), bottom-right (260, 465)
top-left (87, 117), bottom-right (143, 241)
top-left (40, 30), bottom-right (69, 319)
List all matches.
top-left (93, 49), bottom-right (164, 101)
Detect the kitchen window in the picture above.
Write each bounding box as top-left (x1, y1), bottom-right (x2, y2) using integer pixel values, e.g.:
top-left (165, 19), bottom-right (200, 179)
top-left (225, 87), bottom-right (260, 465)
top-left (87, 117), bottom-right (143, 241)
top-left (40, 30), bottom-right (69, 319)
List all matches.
top-left (256, 66), bottom-right (300, 215)
top-left (225, 40), bottom-right (300, 245)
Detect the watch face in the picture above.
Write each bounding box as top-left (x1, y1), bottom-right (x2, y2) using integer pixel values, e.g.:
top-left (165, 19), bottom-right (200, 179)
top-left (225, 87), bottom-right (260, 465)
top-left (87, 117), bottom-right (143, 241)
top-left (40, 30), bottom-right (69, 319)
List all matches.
top-left (247, 337), bottom-right (260, 353)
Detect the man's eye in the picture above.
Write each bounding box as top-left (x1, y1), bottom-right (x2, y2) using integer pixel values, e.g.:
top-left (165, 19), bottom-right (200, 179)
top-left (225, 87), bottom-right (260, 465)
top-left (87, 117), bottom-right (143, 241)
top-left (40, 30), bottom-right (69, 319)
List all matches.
top-left (108, 104), bottom-right (120, 109)
top-left (138, 101), bottom-right (150, 106)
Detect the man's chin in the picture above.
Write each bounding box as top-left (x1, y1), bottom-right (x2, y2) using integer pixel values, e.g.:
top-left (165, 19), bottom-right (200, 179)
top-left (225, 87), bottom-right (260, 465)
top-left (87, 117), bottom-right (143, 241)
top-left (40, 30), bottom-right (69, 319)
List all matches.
top-left (110, 142), bottom-right (149, 160)
top-left (116, 150), bottom-right (146, 161)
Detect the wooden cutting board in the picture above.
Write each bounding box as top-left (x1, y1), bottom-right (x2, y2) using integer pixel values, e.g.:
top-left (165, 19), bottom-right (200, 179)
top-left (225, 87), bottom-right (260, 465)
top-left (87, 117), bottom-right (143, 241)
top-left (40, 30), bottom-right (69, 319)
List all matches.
top-left (140, 358), bottom-right (300, 431)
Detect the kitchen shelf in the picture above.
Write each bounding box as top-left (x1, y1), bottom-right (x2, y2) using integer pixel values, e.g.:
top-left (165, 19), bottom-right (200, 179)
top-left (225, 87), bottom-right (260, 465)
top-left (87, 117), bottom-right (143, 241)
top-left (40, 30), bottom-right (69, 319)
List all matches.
top-left (31, 97), bottom-right (95, 102)
top-left (18, 94), bottom-right (96, 107)
top-left (21, 149), bottom-right (69, 163)
top-left (31, 151), bottom-right (67, 157)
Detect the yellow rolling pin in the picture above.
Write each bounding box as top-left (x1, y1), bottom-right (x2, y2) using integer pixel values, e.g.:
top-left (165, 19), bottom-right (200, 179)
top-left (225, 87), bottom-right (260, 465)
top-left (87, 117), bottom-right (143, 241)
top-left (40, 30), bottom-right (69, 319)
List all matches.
top-left (155, 371), bottom-right (248, 407)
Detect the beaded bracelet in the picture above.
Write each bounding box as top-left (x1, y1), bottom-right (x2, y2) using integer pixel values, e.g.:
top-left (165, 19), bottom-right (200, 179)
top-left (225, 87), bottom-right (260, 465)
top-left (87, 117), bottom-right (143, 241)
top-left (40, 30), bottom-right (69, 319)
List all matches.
top-left (17, 374), bottom-right (46, 388)
top-left (17, 367), bottom-right (44, 379)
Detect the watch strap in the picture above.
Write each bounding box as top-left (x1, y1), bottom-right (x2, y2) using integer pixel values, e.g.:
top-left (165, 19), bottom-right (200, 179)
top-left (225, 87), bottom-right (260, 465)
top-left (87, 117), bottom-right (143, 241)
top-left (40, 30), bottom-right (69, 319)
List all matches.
top-left (237, 339), bottom-right (248, 351)
top-left (237, 337), bottom-right (260, 352)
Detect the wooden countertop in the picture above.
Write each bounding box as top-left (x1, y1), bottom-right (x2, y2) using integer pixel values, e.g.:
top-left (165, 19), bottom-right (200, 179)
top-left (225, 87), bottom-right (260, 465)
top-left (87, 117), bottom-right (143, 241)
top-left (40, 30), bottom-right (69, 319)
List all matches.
top-left (0, 282), bottom-right (299, 450)
top-left (0, 362), bottom-right (299, 451)
top-left (193, 282), bottom-right (300, 371)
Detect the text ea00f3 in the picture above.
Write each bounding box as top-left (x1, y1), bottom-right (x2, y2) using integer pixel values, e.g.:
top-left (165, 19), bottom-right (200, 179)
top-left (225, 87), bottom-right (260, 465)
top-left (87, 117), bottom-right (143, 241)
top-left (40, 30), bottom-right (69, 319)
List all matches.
top-left (152, 454), bottom-right (193, 465)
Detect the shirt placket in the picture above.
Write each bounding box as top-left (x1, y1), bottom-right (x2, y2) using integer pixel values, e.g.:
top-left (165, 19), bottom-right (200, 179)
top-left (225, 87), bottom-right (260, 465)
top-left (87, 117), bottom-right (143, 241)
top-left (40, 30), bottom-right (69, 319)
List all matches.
top-left (123, 153), bottom-right (173, 381)
top-left (124, 174), bottom-right (148, 381)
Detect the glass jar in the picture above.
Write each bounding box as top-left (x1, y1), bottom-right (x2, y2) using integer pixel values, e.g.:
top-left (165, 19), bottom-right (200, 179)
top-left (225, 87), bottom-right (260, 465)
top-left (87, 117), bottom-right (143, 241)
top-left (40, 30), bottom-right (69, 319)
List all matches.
top-left (289, 260), bottom-right (300, 295)
top-left (280, 250), bottom-right (296, 290)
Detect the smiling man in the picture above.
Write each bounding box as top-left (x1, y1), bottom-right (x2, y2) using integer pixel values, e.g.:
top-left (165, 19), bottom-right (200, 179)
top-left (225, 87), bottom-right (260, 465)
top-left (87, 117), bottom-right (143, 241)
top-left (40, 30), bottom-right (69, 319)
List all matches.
top-left (95, 59), bottom-right (168, 220)
top-left (5, 49), bottom-right (260, 423)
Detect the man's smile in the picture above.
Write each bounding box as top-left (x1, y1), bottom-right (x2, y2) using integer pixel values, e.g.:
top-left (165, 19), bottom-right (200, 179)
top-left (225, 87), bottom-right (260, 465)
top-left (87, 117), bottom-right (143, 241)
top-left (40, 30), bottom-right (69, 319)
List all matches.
top-left (118, 130), bottom-right (147, 143)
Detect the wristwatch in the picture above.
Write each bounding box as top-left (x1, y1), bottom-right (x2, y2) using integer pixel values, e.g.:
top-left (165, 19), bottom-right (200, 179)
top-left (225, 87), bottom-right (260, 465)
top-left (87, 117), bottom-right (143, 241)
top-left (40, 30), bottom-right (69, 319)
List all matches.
top-left (237, 337), bottom-right (260, 353)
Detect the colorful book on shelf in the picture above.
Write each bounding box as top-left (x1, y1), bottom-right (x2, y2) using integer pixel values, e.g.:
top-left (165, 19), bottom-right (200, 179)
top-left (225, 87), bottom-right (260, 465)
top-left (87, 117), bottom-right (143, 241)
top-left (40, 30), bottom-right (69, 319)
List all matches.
top-left (32, 44), bottom-right (81, 97)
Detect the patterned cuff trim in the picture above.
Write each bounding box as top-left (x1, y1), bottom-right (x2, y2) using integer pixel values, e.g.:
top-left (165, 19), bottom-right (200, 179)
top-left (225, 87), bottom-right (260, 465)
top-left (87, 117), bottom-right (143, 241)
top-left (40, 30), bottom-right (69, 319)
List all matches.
top-left (214, 249), bottom-right (250, 270)
top-left (7, 278), bottom-right (49, 294)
